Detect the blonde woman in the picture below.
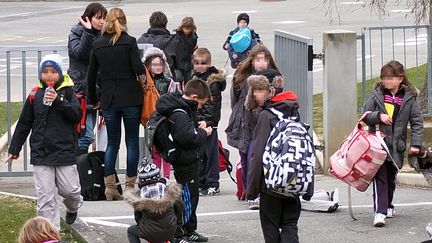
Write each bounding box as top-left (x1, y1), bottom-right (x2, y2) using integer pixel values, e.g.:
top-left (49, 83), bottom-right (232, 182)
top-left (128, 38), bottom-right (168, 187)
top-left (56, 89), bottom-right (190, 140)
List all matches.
top-left (18, 216), bottom-right (66, 243)
top-left (87, 7), bottom-right (144, 200)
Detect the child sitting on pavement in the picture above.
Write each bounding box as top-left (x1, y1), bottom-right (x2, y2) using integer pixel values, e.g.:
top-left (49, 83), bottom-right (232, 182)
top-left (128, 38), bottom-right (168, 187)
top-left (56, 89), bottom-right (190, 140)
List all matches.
top-left (18, 216), bottom-right (67, 243)
top-left (191, 48), bottom-right (227, 196)
top-left (125, 161), bottom-right (184, 243)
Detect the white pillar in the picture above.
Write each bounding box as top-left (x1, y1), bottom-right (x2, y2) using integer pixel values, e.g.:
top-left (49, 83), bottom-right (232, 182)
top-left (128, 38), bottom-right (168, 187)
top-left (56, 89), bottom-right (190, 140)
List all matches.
top-left (323, 30), bottom-right (357, 175)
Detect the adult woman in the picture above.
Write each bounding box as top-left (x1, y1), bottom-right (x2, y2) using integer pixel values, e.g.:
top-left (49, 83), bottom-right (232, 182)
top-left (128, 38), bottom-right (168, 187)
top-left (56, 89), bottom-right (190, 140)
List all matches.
top-left (67, 2), bottom-right (107, 155)
top-left (87, 8), bottom-right (144, 200)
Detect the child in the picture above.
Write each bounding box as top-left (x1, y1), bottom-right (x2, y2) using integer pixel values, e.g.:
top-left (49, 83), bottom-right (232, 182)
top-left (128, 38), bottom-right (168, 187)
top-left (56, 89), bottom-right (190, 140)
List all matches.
top-left (155, 79), bottom-right (212, 242)
top-left (175, 17), bottom-right (198, 86)
top-left (8, 54), bottom-right (83, 230)
top-left (143, 47), bottom-right (180, 179)
top-left (191, 47), bottom-right (227, 196)
top-left (363, 60), bottom-right (423, 227)
top-left (125, 161), bottom-right (184, 243)
top-left (18, 216), bottom-right (67, 243)
top-left (225, 45), bottom-right (279, 209)
top-left (245, 73), bottom-right (302, 243)
top-left (222, 13), bottom-right (262, 51)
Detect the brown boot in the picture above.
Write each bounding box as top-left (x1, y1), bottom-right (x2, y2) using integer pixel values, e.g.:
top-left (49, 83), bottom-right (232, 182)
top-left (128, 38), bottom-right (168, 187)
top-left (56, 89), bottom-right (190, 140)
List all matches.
top-left (125, 176), bottom-right (137, 192)
top-left (104, 175), bottom-right (123, 201)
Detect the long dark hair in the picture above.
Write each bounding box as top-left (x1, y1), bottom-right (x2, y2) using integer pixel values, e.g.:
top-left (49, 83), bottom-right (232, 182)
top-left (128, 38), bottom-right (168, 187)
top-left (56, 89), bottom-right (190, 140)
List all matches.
top-left (81, 3), bottom-right (107, 22)
top-left (233, 45), bottom-right (279, 89)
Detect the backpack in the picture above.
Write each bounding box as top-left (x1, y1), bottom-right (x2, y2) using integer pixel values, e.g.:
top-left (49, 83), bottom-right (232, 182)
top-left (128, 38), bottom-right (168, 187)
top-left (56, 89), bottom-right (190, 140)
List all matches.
top-left (235, 161), bottom-right (245, 200)
top-left (227, 39), bottom-right (257, 69)
top-left (76, 151), bottom-right (123, 201)
top-left (28, 86), bottom-right (86, 136)
top-left (229, 28), bottom-right (252, 53)
top-left (145, 109), bottom-right (187, 164)
top-left (262, 108), bottom-right (315, 197)
top-left (218, 140), bottom-right (235, 183)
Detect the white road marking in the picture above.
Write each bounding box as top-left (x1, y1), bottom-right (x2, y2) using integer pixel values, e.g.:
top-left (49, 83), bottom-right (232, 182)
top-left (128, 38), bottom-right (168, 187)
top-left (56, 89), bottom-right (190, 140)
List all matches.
top-left (341, 1), bottom-right (366, 5)
top-left (339, 201), bottom-right (432, 209)
top-left (391, 9), bottom-right (412, 13)
top-left (232, 10), bottom-right (257, 14)
top-left (0, 191), bottom-right (36, 200)
top-left (272, 20), bottom-right (305, 24)
top-left (0, 7), bottom-right (79, 19)
top-left (313, 55), bottom-right (374, 73)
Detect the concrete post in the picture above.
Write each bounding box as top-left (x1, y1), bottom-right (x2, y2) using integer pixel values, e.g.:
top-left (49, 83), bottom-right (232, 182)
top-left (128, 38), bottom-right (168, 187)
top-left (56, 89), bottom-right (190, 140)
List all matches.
top-left (323, 30), bottom-right (357, 175)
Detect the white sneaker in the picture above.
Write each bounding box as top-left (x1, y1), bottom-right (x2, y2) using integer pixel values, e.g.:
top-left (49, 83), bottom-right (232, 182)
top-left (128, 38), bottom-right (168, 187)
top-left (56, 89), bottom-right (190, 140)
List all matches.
top-left (426, 222), bottom-right (432, 238)
top-left (386, 208), bottom-right (396, 218)
top-left (373, 213), bottom-right (386, 227)
top-left (248, 198), bottom-right (260, 210)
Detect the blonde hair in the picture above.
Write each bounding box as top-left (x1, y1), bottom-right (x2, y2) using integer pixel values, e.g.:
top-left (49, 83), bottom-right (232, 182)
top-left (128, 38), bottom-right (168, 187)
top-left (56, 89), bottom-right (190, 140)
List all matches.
top-left (193, 47), bottom-right (211, 63)
top-left (178, 17), bottom-right (197, 32)
top-left (102, 8), bottom-right (128, 45)
top-left (18, 216), bottom-right (60, 243)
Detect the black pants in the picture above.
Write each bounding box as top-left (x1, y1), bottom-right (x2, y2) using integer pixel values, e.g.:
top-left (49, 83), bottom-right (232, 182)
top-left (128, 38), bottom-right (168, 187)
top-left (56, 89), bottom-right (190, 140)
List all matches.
top-left (199, 129), bottom-right (220, 188)
top-left (175, 69), bottom-right (192, 86)
top-left (127, 224), bottom-right (173, 243)
top-left (259, 193), bottom-right (301, 243)
top-left (174, 165), bottom-right (200, 236)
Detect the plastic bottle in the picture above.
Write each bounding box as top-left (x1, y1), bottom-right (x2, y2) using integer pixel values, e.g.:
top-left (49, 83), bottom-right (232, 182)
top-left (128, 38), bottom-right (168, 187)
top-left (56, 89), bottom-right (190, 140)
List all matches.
top-left (43, 83), bottom-right (54, 106)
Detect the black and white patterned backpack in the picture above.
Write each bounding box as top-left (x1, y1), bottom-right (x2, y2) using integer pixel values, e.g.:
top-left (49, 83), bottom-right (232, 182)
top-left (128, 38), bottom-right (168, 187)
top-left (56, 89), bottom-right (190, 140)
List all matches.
top-left (263, 108), bottom-right (315, 197)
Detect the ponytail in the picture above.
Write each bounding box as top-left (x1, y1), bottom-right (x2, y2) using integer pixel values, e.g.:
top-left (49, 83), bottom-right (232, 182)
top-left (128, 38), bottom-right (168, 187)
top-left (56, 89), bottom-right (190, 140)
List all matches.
top-left (102, 8), bottom-right (128, 45)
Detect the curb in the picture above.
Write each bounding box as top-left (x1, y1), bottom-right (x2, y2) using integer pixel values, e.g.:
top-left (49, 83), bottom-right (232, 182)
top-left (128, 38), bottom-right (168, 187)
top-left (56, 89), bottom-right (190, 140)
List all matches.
top-left (0, 122), bottom-right (16, 155)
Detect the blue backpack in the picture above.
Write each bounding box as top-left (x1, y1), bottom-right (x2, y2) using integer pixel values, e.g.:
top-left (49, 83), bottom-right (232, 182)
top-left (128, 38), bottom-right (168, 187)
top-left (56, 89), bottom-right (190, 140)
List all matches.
top-left (227, 28), bottom-right (257, 68)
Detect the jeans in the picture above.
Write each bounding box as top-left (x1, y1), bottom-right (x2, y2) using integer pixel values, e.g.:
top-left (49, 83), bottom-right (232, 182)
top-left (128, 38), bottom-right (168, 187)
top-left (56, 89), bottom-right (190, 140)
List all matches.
top-left (103, 105), bottom-right (140, 177)
top-left (76, 111), bottom-right (96, 150)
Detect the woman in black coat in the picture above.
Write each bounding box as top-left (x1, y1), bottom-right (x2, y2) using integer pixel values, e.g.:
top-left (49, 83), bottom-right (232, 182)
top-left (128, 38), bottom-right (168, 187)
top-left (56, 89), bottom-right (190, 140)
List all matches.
top-left (67, 2), bottom-right (107, 155)
top-left (87, 7), bottom-right (145, 201)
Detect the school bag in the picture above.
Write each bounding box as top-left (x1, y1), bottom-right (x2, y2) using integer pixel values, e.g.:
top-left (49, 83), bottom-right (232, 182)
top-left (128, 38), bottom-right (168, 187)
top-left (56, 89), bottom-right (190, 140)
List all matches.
top-left (229, 28), bottom-right (252, 53)
top-left (262, 108), bottom-right (315, 197)
top-left (235, 161), bottom-right (245, 200)
top-left (227, 39), bottom-right (257, 69)
top-left (141, 67), bottom-right (160, 126)
top-left (145, 109), bottom-right (187, 164)
top-left (218, 140), bottom-right (235, 183)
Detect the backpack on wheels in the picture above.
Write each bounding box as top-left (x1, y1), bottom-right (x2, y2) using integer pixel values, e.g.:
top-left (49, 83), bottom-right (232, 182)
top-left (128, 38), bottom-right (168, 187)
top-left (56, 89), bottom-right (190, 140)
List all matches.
top-left (262, 108), bottom-right (316, 198)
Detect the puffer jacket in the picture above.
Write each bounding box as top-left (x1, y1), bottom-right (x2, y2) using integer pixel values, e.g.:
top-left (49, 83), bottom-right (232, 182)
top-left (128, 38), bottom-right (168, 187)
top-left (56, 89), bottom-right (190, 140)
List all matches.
top-left (125, 183), bottom-right (184, 242)
top-left (8, 75), bottom-right (82, 166)
top-left (194, 67), bottom-right (227, 127)
top-left (67, 23), bottom-right (101, 94)
top-left (363, 86), bottom-right (423, 169)
top-left (175, 30), bottom-right (198, 72)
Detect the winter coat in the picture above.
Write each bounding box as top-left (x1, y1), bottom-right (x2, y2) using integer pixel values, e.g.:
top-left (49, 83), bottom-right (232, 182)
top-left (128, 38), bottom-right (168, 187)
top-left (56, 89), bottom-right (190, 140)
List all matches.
top-left (194, 67), bottom-right (227, 127)
top-left (125, 183), bottom-right (184, 242)
top-left (153, 73), bottom-right (171, 96)
top-left (137, 28), bottom-right (177, 74)
top-left (156, 94), bottom-right (207, 172)
top-left (87, 32), bottom-right (144, 110)
top-left (8, 75), bottom-right (82, 166)
top-left (67, 23), bottom-right (100, 94)
top-left (246, 93), bottom-right (302, 201)
top-left (175, 30), bottom-right (198, 72)
top-left (363, 86), bottom-right (423, 169)
top-left (225, 75), bottom-right (258, 153)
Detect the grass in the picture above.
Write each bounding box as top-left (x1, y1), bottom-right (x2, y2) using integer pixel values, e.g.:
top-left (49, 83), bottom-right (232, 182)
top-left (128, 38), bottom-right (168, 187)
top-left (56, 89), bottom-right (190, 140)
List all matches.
top-left (313, 64), bottom-right (427, 140)
top-left (0, 195), bottom-right (84, 243)
top-left (0, 102), bottom-right (23, 137)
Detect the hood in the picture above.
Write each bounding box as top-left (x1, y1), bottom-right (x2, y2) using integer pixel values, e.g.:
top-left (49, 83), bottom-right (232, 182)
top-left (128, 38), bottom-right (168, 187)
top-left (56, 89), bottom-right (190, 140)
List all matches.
top-left (268, 90), bottom-right (300, 117)
top-left (125, 183), bottom-right (182, 215)
top-left (143, 47), bottom-right (173, 78)
top-left (39, 73), bottom-right (74, 91)
top-left (156, 93), bottom-right (197, 116)
top-left (206, 67), bottom-right (227, 86)
top-left (146, 27), bottom-right (171, 36)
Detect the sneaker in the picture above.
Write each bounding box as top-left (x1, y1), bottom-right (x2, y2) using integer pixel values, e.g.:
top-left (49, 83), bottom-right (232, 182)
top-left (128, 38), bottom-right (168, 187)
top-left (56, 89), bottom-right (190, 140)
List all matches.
top-left (199, 187), bottom-right (220, 196)
top-left (186, 231), bottom-right (208, 242)
top-left (426, 222), bottom-right (432, 238)
top-left (248, 198), bottom-right (260, 210)
top-left (386, 208), bottom-right (396, 218)
top-left (373, 213), bottom-right (386, 227)
top-left (65, 211), bottom-right (77, 224)
top-left (174, 237), bottom-right (191, 243)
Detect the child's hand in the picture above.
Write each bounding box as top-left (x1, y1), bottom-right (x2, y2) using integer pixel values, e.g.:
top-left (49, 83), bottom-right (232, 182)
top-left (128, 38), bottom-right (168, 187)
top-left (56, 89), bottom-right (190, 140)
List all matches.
top-left (5, 154), bottom-right (19, 164)
top-left (198, 121), bottom-right (207, 129)
top-left (44, 89), bottom-right (57, 103)
top-left (78, 16), bottom-right (92, 30)
top-left (409, 147), bottom-right (420, 154)
top-left (203, 127), bottom-right (212, 136)
top-left (379, 113), bottom-right (392, 126)
top-left (224, 43), bottom-right (230, 50)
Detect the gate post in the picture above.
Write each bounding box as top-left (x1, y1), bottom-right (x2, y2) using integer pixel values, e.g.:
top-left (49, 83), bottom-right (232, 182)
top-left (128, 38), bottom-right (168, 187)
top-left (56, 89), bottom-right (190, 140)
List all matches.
top-left (322, 30), bottom-right (357, 175)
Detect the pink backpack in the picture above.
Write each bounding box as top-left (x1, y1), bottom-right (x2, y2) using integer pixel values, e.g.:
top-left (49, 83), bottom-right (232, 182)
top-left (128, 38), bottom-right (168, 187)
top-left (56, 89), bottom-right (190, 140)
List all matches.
top-left (329, 112), bottom-right (389, 192)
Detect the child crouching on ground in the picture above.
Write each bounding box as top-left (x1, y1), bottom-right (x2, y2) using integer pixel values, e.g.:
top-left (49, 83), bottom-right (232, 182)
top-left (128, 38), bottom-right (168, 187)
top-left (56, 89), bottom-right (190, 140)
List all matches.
top-left (125, 161), bottom-right (184, 243)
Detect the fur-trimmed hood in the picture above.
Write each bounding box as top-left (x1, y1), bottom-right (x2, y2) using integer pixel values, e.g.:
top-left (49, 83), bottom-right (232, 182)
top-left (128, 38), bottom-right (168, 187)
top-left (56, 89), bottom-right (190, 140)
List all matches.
top-left (207, 68), bottom-right (227, 86)
top-left (125, 183), bottom-right (182, 215)
top-left (142, 47), bottom-right (173, 78)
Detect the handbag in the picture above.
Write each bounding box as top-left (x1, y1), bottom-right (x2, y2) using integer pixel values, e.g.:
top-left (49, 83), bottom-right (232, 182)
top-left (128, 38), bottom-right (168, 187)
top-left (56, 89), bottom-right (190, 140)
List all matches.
top-left (141, 67), bottom-right (160, 126)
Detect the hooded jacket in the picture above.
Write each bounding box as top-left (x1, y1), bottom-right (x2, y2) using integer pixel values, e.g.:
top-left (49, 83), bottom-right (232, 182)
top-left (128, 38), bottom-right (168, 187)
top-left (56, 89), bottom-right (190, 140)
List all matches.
top-left (8, 75), bottom-right (82, 166)
top-left (156, 94), bottom-right (207, 172)
top-left (125, 183), bottom-right (184, 242)
top-left (363, 86), bottom-right (423, 168)
top-left (194, 67), bottom-right (227, 127)
top-left (175, 30), bottom-right (198, 71)
top-left (138, 28), bottom-right (177, 74)
top-left (246, 91), bottom-right (304, 201)
top-left (67, 23), bottom-right (101, 94)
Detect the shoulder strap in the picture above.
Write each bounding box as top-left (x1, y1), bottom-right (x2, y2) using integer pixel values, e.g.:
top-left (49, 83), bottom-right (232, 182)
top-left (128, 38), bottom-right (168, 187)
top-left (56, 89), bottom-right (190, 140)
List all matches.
top-left (28, 86), bottom-right (39, 104)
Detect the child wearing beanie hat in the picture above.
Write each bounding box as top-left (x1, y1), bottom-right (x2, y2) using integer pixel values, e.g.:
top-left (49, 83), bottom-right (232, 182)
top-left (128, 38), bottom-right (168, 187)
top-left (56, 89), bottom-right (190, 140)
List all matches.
top-left (8, 53), bottom-right (83, 230)
top-left (222, 13), bottom-right (263, 51)
top-left (125, 160), bottom-right (184, 243)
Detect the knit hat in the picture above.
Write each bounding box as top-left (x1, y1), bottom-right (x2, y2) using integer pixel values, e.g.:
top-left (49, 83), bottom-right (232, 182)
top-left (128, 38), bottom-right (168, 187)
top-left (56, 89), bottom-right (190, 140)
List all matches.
top-left (237, 13), bottom-right (250, 25)
top-left (142, 47), bottom-right (173, 78)
top-left (39, 54), bottom-right (63, 83)
top-left (244, 75), bottom-right (270, 110)
top-left (137, 161), bottom-right (162, 188)
top-left (257, 69), bottom-right (285, 96)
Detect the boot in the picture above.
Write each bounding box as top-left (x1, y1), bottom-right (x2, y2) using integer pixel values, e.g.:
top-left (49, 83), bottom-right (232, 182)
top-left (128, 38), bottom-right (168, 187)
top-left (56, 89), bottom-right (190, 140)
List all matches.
top-left (104, 175), bottom-right (123, 201)
top-left (125, 175), bottom-right (137, 192)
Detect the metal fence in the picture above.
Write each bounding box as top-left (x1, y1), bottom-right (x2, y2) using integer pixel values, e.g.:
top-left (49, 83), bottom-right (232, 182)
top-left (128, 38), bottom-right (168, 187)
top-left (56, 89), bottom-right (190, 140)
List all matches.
top-left (1, 44), bottom-right (151, 176)
top-left (274, 30), bottom-right (314, 129)
top-left (358, 25), bottom-right (431, 114)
